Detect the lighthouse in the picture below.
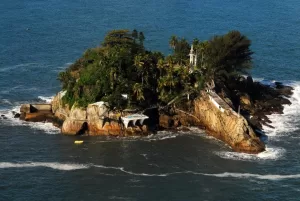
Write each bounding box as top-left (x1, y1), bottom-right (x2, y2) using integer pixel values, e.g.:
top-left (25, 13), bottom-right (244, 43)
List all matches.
top-left (189, 45), bottom-right (197, 72)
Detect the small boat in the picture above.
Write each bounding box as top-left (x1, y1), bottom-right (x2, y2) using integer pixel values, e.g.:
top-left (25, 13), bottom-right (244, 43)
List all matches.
top-left (74, 140), bottom-right (84, 144)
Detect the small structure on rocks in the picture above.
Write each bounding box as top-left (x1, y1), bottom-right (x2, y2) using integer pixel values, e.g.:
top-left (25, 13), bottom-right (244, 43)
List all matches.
top-left (121, 114), bottom-right (149, 128)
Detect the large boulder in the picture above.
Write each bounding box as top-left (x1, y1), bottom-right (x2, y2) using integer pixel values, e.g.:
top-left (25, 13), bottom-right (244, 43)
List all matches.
top-left (61, 105), bottom-right (87, 135)
top-left (87, 102), bottom-right (108, 120)
top-left (52, 91), bottom-right (70, 121)
top-left (61, 119), bottom-right (87, 135)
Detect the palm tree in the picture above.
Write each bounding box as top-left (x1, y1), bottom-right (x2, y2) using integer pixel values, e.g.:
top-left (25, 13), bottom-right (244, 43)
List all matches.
top-left (196, 41), bottom-right (209, 73)
top-left (134, 55), bottom-right (145, 84)
top-left (132, 29), bottom-right (138, 43)
top-left (138, 32), bottom-right (145, 46)
top-left (133, 83), bottom-right (144, 101)
top-left (192, 38), bottom-right (200, 47)
top-left (157, 58), bottom-right (165, 76)
top-left (169, 35), bottom-right (178, 51)
top-left (165, 56), bottom-right (175, 94)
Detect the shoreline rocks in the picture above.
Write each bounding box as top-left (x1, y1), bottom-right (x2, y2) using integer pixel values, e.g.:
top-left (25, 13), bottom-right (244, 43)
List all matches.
top-left (18, 80), bottom-right (294, 154)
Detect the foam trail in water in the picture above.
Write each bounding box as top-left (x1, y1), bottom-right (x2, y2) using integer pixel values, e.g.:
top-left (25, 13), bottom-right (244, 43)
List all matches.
top-left (94, 165), bottom-right (300, 180)
top-left (0, 162), bottom-right (89, 171)
top-left (0, 63), bottom-right (39, 73)
top-left (93, 165), bottom-right (172, 177)
top-left (201, 172), bottom-right (300, 180)
top-left (143, 131), bottom-right (179, 142)
top-left (215, 147), bottom-right (285, 161)
top-left (2, 162), bottom-right (300, 180)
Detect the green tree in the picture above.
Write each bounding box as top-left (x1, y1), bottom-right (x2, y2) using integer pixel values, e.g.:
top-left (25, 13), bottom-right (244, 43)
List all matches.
top-left (132, 29), bottom-right (138, 42)
top-left (133, 83), bottom-right (144, 101)
top-left (169, 35), bottom-right (178, 50)
top-left (138, 32), bottom-right (145, 46)
top-left (134, 54), bottom-right (145, 84)
top-left (102, 29), bottom-right (134, 47)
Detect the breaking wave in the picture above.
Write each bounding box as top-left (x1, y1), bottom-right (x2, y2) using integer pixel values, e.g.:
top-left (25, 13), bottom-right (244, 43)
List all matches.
top-left (2, 162), bottom-right (300, 180)
top-left (263, 81), bottom-right (300, 137)
top-left (214, 80), bottom-right (300, 161)
top-left (0, 104), bottom-right (60, 135)
top-left (37, 96), bottom-right (53, 103)
top-left (201, 172), bottom-right (300, 180)
top-left (215, 147), bottom-right (285, 161)
top-left (0, 162), bottom-right (88, 171)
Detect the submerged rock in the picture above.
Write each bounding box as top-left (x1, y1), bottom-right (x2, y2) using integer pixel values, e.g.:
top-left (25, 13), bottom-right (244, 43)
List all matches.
top-left (13, 113), bottom-right (20, 118)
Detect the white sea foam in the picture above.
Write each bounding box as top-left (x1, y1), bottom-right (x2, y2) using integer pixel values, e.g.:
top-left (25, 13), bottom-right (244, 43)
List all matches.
top-left (93, 165), bottom-right (169, 177)
top-left (1, 105), bottom-right (60, 134)
top-left (93, 165), bottom-right (300, 180)
top-left (37, 95), bottom-right (53, 103)
top-left (201, 172), bottom-right (300, 180)
top-left (263, 81), bottom-right (300, 137)
top-left (0, 162), bottom-right (89, 171)
top-left (252, 77), bottom-right (264, 82)
top-left (27, 122), bottom-right (61, 134)
top-left (215, 147), bottom-right (285, 161)
top-left (215, 80), bottom-right (300, 161)
top-left (2, 162), bottom-right (300, 180)
top-left (144, 132), bottom-right (179, 141)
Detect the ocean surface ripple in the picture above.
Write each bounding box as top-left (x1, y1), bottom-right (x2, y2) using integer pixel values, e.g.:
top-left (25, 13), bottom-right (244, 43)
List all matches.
top-left (1, 0), bottom-right (300, 200)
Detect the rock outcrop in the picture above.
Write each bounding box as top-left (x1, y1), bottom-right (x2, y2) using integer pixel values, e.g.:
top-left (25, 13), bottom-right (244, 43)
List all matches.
top-left (20, 79), bottom-right (293, 154)
top-left (19, 103), bottom-right (63, 127)
top-left (215, 76), bottom-right (293, 130)
top-left (194, 95), bottom-right (265, 153)
top-left (159, 92), bottom-right (265, 154)
top-left (51, 93), bottom-right (148, 136)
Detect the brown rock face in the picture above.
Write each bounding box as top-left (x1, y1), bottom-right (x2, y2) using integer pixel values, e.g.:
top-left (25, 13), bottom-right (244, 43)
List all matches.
top-left (194, 96), bottom-right (265, 153)
top-left (61, 105), bottom-right (87, 135)
top-left (24, 112), bottom-right (52, 122)
top-left (60, 101), bottom-right (148, 136)
top-left (51, 91), bottom-right (70, 121)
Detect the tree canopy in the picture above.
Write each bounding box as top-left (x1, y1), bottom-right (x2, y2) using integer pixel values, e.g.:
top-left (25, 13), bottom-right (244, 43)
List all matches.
top-left (58, 29), bottom-right (253, 111)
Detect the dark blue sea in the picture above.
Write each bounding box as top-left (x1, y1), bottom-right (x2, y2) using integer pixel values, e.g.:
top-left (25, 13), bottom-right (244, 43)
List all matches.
top-left (1, 0), bottom-right (300, 200)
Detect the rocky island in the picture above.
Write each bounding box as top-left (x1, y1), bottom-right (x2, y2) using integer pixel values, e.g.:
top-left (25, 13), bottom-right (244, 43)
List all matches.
top-left (18, 29), bottom-right (293, 154)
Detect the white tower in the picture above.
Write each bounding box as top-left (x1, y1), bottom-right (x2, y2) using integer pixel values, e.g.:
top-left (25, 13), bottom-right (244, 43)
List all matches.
top-left (189, 45), bottom-right (197, 72)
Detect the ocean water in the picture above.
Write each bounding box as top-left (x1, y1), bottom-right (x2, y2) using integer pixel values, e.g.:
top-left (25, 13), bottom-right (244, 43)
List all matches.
top-left (1, 0), bottom-right (300, 200)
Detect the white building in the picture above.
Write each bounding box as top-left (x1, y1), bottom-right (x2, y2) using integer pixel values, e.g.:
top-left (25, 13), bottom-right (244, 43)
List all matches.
top-left (189, 45), bottom-right (197, 72)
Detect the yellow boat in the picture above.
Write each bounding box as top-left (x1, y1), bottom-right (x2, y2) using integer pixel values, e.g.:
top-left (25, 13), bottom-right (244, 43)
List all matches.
top-left (74, 140), bottom-right (84, 144)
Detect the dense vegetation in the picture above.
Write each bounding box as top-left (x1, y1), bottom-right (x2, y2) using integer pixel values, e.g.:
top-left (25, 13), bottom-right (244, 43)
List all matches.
top-left (58, 29), bottom-right (253, 111)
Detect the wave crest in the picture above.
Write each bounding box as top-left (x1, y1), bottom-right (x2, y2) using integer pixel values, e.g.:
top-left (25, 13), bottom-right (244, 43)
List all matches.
top-left (0, 162), bottom-right (89, 171)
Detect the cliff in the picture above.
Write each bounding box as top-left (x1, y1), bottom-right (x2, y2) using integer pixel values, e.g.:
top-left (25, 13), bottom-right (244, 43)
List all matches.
top-left (159, 91), bottom-right (265, 154)
top-left (51, 94), bottom-right (147, 136)
top-left (193, 94), bottom-right (265, 153)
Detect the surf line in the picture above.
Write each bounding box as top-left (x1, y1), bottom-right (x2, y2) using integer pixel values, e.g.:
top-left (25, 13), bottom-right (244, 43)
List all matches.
top-left (1, 162), bottom-right (300, 180)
